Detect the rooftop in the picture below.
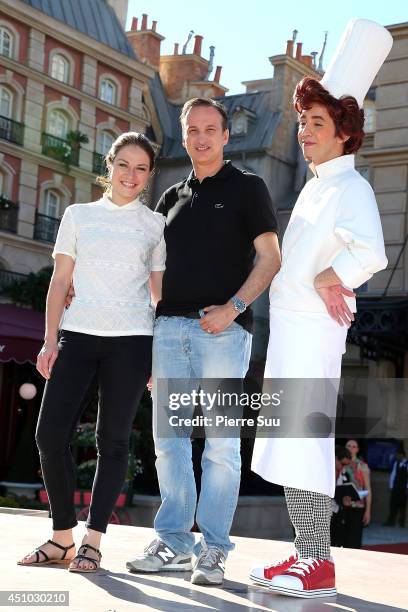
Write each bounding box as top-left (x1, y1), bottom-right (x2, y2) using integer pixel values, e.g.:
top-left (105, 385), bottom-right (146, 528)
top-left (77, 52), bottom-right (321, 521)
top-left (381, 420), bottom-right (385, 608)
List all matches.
top-left (21, 0), bottom-right (136, 58)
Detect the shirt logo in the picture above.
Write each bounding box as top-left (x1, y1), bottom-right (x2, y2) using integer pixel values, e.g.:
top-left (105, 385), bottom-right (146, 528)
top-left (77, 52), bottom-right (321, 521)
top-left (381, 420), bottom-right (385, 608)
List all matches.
top-left (214, 203), bottom-right (224, 209)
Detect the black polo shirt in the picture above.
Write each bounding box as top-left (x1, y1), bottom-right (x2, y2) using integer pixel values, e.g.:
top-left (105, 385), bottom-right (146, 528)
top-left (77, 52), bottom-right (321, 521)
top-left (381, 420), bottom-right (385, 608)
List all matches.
top-left (155, 161), bottom-right (278, 332)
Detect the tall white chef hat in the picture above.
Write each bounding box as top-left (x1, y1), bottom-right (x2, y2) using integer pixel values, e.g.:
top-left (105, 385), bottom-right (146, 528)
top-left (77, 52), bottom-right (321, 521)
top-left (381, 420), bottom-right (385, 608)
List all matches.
top-left (321, 19), bottom-right (393, 107)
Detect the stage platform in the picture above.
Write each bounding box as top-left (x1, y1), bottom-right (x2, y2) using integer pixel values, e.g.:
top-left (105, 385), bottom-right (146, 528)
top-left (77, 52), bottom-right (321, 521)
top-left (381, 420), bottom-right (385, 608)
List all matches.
top-left (2, 509), bottom-right (407, 612)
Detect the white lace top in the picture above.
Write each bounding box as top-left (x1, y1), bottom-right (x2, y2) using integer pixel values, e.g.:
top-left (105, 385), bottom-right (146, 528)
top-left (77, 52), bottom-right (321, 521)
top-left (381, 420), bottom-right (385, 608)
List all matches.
top-left (53, 195), bottom-right (166, 336)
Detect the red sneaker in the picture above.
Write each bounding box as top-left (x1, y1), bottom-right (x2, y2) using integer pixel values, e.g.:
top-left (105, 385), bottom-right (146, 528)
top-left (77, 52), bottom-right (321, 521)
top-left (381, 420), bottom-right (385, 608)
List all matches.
top-left (270, 558), bottom-right (337, 598)
top-left (249, 554), bottom-right (297, 587)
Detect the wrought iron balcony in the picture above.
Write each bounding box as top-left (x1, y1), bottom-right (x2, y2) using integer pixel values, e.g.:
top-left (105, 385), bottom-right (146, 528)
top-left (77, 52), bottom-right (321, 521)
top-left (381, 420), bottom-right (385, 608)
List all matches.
top-left (348, 296), bottom-right (408, 375)
top-left (34, 211), bottom-right (60, 243)
top-left (93, 151), bottom-right (107, 175)
top-left (0, 115), bottom-right (24, 146)
top-left (0, 196), bottom-right (18, 233)
top-left (0, 269), bottom-right (28, 289)
top-left (41, 133), bottom-right (79, 166)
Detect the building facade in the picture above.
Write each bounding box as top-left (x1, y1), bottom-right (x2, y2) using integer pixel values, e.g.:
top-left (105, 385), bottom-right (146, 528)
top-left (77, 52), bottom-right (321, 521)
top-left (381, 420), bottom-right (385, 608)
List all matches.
top-left (0, 0), bottom-right (152, 280)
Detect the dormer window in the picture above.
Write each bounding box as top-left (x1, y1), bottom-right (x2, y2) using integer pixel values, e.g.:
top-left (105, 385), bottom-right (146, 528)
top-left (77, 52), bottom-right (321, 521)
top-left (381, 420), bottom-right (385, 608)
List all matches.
top-left (230, 106), bottom-right (256, 136)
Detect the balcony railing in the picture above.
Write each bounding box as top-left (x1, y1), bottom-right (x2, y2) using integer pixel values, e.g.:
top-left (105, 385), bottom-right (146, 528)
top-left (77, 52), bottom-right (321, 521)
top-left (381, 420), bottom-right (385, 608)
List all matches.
top-left (41, 133), bottom-right (79, 166)
top-left (0, 197), bottom-right (18, 233)
top-left (0, 269), bottom-right (28, 289)
top-left (0, 115), bottom-right (24, 146)
top-left (93, 151), bottom-right (107, 175)
top-left (34, 211), bottom-right (60, 243)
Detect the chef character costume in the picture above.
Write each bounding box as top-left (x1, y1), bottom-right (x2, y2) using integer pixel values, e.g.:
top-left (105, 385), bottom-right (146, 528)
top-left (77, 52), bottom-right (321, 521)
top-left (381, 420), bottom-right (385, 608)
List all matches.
top-left (250, 19), bottom-right (392, 598)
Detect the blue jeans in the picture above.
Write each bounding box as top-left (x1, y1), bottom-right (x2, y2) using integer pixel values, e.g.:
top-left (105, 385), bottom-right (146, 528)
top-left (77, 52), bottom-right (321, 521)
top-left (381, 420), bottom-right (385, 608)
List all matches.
top-left (152, 316), bottom-right (252, 556)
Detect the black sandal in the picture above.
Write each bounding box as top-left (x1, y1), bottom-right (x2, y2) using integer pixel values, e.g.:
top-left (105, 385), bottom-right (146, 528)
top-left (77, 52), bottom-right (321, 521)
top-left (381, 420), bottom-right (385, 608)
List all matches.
top-left (17, 540), bottom-right (75, 566)
top-left (68, 543), bottom-right (102, 573)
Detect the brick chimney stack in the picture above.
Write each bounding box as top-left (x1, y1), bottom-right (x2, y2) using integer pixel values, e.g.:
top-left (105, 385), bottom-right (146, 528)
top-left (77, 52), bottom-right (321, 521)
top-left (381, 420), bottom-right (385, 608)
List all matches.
top-left (214, 66), bottom-right (222, 83)
top-left (193, 35), bottom-right (203, 56)
top-left (301, 55), bottom-right (313, 67)
top-left (127, 13), bottom-right (165, 71)
top-left (159, 34), bottom-right (228, 103)
top-left (286, 40), bottom-right (294, 57)
top-left (295, 42), bottom-right (303, 60)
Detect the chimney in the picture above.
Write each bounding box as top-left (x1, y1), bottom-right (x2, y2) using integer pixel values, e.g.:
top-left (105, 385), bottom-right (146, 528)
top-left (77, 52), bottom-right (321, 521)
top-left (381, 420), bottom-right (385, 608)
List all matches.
top-left (193, 35), bottom-right (203, 56)
top-left (127, 14), bottom-right (165, 71)
top-left (107, 0), bottom-right (129, 30)
top-left (295, 42), bottom-right (303, 60)
top-left (286, 40), bottom-right (294, 57)
top-left (159, 43), bottom-right (227, 102)
top-left (301, 55), bottom-right (313, 67)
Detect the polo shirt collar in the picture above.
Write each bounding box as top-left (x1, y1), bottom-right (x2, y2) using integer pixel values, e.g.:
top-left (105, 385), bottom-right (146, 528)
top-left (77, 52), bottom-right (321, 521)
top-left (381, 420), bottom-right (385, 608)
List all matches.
top-left (187, 160), bottom-right (233, 186)
top-left (310, 154), bottom-right (355, 179)
top-left (100, 194), bottom-right (141, 210)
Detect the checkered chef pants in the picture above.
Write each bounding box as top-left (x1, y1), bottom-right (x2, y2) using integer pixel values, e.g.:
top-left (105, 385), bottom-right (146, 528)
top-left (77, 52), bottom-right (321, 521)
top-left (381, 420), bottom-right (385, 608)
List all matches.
top-left (284, 486), bottom-right (332, 559)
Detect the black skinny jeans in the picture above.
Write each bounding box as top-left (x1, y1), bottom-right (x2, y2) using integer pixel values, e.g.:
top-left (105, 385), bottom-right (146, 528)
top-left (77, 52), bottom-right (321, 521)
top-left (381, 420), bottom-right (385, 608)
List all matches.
top-left (35, 330), bottom-right (152, 533)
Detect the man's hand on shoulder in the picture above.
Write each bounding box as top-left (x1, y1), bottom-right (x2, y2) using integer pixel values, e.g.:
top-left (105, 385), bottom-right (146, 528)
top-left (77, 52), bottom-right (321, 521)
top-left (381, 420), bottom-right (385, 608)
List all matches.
top-left (65, 282), bottom-right (75, 308)
top-left (199, 303), bottom-right (237, 335)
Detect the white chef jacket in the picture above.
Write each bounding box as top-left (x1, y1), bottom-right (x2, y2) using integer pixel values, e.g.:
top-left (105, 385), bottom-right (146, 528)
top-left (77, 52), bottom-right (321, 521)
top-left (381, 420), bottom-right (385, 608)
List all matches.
top-left (252, 154), bottom-right (387, 497)
top-left (53, 195), bottom-right (166, 336)
top-left (269, 154), bottom-right (388, 313)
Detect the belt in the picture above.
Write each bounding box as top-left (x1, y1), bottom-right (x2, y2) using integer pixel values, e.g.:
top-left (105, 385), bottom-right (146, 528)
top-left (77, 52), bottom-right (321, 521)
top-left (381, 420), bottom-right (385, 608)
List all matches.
top-left (183, 311), bottom-right (201, 319)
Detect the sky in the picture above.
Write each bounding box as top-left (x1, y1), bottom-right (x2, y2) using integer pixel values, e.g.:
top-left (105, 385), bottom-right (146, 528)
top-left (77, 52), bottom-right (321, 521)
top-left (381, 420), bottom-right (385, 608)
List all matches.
top-left (126, 0), bottom-right (407, 94)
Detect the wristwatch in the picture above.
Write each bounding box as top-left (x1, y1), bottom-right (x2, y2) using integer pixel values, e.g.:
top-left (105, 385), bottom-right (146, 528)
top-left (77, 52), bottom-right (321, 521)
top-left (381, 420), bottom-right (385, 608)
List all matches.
top-left (230, 295), bottom-right (247, 314)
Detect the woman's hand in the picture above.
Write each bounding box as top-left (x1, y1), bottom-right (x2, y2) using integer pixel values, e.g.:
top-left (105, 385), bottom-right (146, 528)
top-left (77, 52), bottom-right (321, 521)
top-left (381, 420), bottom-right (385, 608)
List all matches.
top-left (315, 284), bottom-right (355, 327)
top-left (36, 340), bottom-right (59, 380)
top-left (363, 508), bottom-right (371, 526)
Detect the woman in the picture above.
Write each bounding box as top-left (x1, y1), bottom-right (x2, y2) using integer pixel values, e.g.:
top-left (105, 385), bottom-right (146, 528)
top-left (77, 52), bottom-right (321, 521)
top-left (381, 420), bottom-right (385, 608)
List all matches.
top-left (342, 439), bottom-right (372, 548)
top-left (18, 132), bottom-right (165, 572)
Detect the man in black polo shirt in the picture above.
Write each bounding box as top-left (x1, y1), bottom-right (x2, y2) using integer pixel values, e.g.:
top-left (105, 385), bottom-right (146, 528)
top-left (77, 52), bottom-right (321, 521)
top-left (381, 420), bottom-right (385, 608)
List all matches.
top-left (126, 98), bottom-right (280, 585)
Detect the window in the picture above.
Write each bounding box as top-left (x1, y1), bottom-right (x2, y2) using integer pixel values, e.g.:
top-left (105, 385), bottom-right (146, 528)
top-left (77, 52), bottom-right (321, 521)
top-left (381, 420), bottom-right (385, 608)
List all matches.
top-left (42, 189), bottom-right (60, 218)
top-left (0, 27), bottom-right (12, 58)
top-left (48, 110), bottom-right (68, 138)
top-left (230, 106), bottom-right (256, 137)
top-left (0, 86), bottom-right (11, 118)
top-left (100, 79), bottom-right (116, 105)
top-left (364, 102), bottom-right (376, 133)
top-left (100, 130), bottom-right (114, 155)
top-left (231, 112), bottom-right (247, 136)
top-left (51, 54), bottom-right (69, 83)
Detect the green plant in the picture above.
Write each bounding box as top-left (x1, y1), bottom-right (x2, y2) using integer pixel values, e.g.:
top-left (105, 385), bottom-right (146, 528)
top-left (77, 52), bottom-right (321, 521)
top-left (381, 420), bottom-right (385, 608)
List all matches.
top-left (44, 130), bottom-right (89, 173)
top-left (76, 459), bottom-right (97, 490)
top-left (73, 422), bottom-right (96, 447)
top-left (0, 266), bottom-right (52, 311)
top-left (0, 496), bottom-right (20, 508)
top-left (66, 130), bottom-right (89, 148)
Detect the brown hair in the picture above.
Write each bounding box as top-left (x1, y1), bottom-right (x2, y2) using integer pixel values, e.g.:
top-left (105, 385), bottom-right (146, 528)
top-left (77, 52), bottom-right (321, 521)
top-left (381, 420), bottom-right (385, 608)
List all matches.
top-left (96, 132), bottom-right (155, 193)
top-left (294, 77), bottom-right (365, 154)
top-left (180, 97), bottom-right (228, 132)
